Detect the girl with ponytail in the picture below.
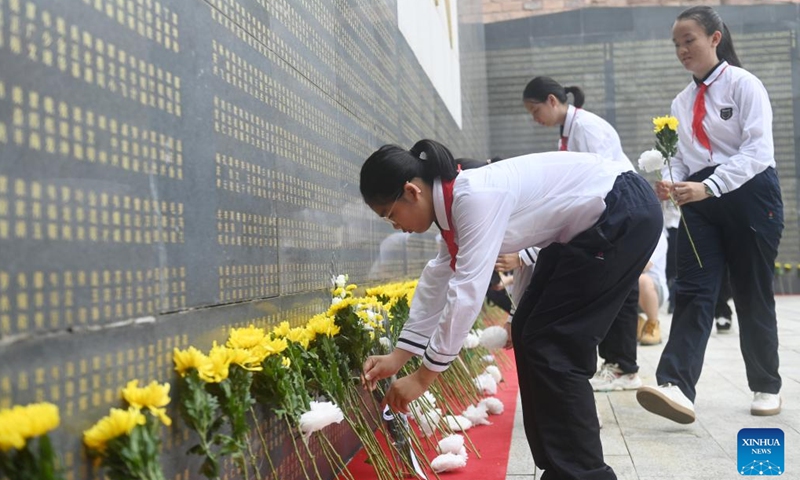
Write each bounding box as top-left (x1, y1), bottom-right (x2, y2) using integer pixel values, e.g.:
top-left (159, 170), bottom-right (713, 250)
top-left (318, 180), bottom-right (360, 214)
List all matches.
top-left (361, 139), bottom-right (663, 479)
top-left (522, 76), bottom-right (631, 167)
top-left (637, 6), bottom-right (783, 424)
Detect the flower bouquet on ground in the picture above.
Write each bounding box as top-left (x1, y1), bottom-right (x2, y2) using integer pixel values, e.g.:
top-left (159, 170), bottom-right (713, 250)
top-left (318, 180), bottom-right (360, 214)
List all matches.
top-left (83, 380), bottom-right (171, 480)
top-left (638, 115), bottom-right (702, 268)
top-left (0, 402), bottom-right (65, 480)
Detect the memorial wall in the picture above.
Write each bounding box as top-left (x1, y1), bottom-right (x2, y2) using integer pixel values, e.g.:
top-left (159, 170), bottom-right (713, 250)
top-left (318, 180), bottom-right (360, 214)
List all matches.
top-left (0, 0), bottom-right (489, 478)
top-left (486, 5), bottom-right (800, 265)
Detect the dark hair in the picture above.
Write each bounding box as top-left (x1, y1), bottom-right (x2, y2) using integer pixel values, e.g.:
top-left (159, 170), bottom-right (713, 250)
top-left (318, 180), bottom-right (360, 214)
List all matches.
top-left (677, 6), bottom-right (742, 68)
top-left (522, 76), bottom-right (585, 108)
top-left (360, 139), bottom-right (458, 205)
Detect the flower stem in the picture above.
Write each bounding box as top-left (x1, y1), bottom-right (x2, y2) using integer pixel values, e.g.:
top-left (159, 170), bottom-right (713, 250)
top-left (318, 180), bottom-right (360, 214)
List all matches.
top-left (666, 163), bottom-right (703, 268)
top-left (250, 408), bottom-right (280, 480)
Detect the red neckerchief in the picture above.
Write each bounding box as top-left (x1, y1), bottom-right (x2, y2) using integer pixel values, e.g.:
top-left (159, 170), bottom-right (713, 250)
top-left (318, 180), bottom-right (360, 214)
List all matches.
top-left (559, 107), bottom-right (581, 151)
top-left (440, 177), bottom-right (458, 271)
top-left (693, 64), bottom-right (729, 157)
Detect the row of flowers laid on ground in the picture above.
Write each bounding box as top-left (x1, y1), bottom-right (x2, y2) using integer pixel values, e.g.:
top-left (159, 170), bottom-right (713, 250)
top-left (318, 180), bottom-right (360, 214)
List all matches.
top-left (1, 276), bottom-right (511, 480)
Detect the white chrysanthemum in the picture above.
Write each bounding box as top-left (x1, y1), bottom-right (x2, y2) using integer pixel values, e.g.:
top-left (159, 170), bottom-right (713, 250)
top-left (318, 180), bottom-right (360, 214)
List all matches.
top-left (482, 354), bottom-right (495, 363)
top-left (430, 452), bottom-right (467, 472)
top-left (479, 326), bottom-right (508, 350)
top-left (444, 414), bottom-right (473, 431)
top-left (333, 274), bottom-right (347, 288)
top-left (485, 365), bottom-right (502, 383)
top-left (637, 149), bottom-right (665, 173)
top-left (463, 333), bottom-right (480, 349)
top-left (473, 372), bottom-right (498, 395)
top-left (378, 336), bottom-right (392, 351)
top-left (410, 404), bottom-right (442, 437)
top-left (331, 297), bottom-right (342, 306)
top-left (299, 401), bottom-right (344, 439)
top-left (437, 434), bottom-right (464, 454)
top-left (462, 404), bottom-right (490, 426)
top-left (479, 397), bottom-right (505, 415)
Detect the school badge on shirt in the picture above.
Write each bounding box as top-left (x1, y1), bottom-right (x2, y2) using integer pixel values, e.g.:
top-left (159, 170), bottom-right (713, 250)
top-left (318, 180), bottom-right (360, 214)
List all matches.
top-left (720, 107), bottom-right (733, 120)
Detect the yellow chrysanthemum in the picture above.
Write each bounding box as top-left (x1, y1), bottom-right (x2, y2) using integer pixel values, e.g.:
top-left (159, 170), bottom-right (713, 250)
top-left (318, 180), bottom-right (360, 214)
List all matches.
top-left (281, 356), bottom-right (292, 368)
top-left (173, 346), bottom-right (210, 377)
top-left (653, 115), bottom-right (679, 133)
top-left (306, 313), bottom-right (340, 338)
top-left (271, 321), bottom-right (292, 338)
top-left (83, 407), bottom-right (146, 453)
top-left (0, 402), bottom-right (60, 451)
top-left (285, 327), bottom-right (311, 349)
top-left (227, 325), bottom-right (267, 350)
top-left (326, 296), bottom-right (359, 316)
top-left (0, 409), bottom-right (26, 452)
top-left (345, 284), bottom-right (357, 291)
top-left (122, 380), bottom-right (172, 426)
top-left (227, 347), bottom-right (264, 372)
top-left (262, 336), bottom-right (288, 356)
top-left (199, 342), bottom-right (234, 383)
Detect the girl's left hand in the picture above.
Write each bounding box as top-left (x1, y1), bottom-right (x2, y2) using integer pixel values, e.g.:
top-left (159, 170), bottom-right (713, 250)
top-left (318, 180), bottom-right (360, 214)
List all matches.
top-left (671, 181), bottom-right (710, 206)
top-left (381, 367), bottom-right (438, 414)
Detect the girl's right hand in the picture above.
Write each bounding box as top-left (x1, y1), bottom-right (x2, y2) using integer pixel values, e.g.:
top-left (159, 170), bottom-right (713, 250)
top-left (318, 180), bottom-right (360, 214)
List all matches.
top-left (655, 180), bottom-right (673, 201)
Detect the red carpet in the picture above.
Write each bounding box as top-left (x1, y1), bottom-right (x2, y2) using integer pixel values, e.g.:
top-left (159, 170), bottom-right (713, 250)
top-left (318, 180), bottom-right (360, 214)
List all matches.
top-left (340, 350), bottom-right (520, 479)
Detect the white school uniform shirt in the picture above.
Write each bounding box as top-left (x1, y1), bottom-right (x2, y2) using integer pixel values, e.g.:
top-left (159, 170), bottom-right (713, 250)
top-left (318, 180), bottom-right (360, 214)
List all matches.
top-left (661, 61), bottom-right (775, 196)
top-left (514, 105), bottom-right (634, 268)
top-left (398, 152), bottom-right (630, 372)
top-left (562, 104), bottom-right (634, 169)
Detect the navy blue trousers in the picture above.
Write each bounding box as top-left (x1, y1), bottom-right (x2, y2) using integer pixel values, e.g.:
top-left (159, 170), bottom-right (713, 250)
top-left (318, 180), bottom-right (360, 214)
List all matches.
top-left (597, 284), bottom-right (639, 374)
top-left (512, 172), bottom-right (662, 480)
top-left (656, 167), bottom-right (783, 401)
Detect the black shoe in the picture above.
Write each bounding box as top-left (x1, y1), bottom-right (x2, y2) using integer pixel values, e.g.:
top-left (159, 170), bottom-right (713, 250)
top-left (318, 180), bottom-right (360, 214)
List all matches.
top-left (716, 317), bottom-right (732, 333)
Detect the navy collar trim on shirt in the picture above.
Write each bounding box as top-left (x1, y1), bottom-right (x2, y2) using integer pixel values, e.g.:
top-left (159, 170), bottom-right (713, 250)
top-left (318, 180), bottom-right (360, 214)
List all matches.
top-left (694, 60), bottom-right (727, 85)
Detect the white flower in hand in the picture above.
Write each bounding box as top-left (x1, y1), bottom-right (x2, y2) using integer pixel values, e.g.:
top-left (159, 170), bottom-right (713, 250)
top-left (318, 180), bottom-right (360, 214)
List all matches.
top-left (299, 401), bottom-right (344, 440)
top-left (637, 149), bottom-right (665, 173)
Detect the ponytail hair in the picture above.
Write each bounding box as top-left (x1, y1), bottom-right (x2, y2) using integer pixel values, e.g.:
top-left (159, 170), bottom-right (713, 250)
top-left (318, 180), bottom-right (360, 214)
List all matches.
top-left (677, 6), bottom-right (742, 68)
top-left (360, 139), bottom-right (458, 205)
top-left (522, 76), bottom-right (585, 108)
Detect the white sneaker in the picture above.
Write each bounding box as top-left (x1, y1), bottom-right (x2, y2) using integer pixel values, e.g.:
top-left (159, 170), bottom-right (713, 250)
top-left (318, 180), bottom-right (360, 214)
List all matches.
top-left (636, 384), bottom-right (696, 424)
top-left (590, 363), bottom-right (642, 391)
top-left (751, 392), bottom-right (781, 416)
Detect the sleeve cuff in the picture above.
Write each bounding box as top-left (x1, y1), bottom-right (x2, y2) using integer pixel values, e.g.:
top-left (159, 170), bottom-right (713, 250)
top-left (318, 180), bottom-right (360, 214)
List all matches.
top-left (519, 247), bottom-right (538, 266)
top-left (396, 332), bottom-right (429, 356)
top-left (704, 176), bottom-right (725, 197)
top-left (422, 351), bottom-right (454, 372)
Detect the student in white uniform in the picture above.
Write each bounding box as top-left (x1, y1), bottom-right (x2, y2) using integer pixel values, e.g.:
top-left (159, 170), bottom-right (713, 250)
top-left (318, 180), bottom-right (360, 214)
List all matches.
top-left (360, 139), bottom-right (662, 480)
top-left (637, 6), bottom-right (783, 424)
top-left (522, 77), bottom-right (642, 392)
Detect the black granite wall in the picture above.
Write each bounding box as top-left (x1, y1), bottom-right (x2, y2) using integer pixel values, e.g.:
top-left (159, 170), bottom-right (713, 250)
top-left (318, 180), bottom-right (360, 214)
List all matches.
top-left (0, 0), bottom-right (489, 478)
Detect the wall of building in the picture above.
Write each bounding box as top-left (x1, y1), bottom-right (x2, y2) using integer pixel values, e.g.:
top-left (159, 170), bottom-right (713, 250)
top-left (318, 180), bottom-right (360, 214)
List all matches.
top-left (0, 0), bottom-right (489, 478)
top-left (482, 0), bottom-right (800, 23)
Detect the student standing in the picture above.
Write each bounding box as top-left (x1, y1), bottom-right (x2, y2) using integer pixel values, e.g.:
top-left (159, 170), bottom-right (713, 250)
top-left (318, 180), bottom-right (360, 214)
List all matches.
top-left (637, 6), bottom-right (783, 424)
top-left (523, 77), bottom-right (642, 391)
top-left (360, 139), bottom-right (662, 479)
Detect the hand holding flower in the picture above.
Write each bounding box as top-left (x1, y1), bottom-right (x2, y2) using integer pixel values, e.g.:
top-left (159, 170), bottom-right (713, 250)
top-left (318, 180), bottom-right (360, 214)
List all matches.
top-left (362, 349), bottom-right (414, 390)
top-left (381, 367), bottom-right (438, 414)
top-left (671, 181), bottom-right (710, 206)
top-left (654, 180), bottom-right (673, 201)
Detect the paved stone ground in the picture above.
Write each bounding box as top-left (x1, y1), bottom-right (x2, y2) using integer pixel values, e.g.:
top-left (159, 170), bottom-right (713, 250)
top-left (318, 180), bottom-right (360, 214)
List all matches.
top-left (506, 295), bottom-right (800, 479)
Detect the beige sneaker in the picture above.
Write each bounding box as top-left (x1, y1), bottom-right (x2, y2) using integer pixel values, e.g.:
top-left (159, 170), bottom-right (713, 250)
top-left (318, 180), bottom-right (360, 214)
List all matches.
top-left (636, 314), bottom-right (647, 341)
top-left (637, 384), bottom-right (696, 424)
top-left (640, 319), bottom-right (661, 345)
